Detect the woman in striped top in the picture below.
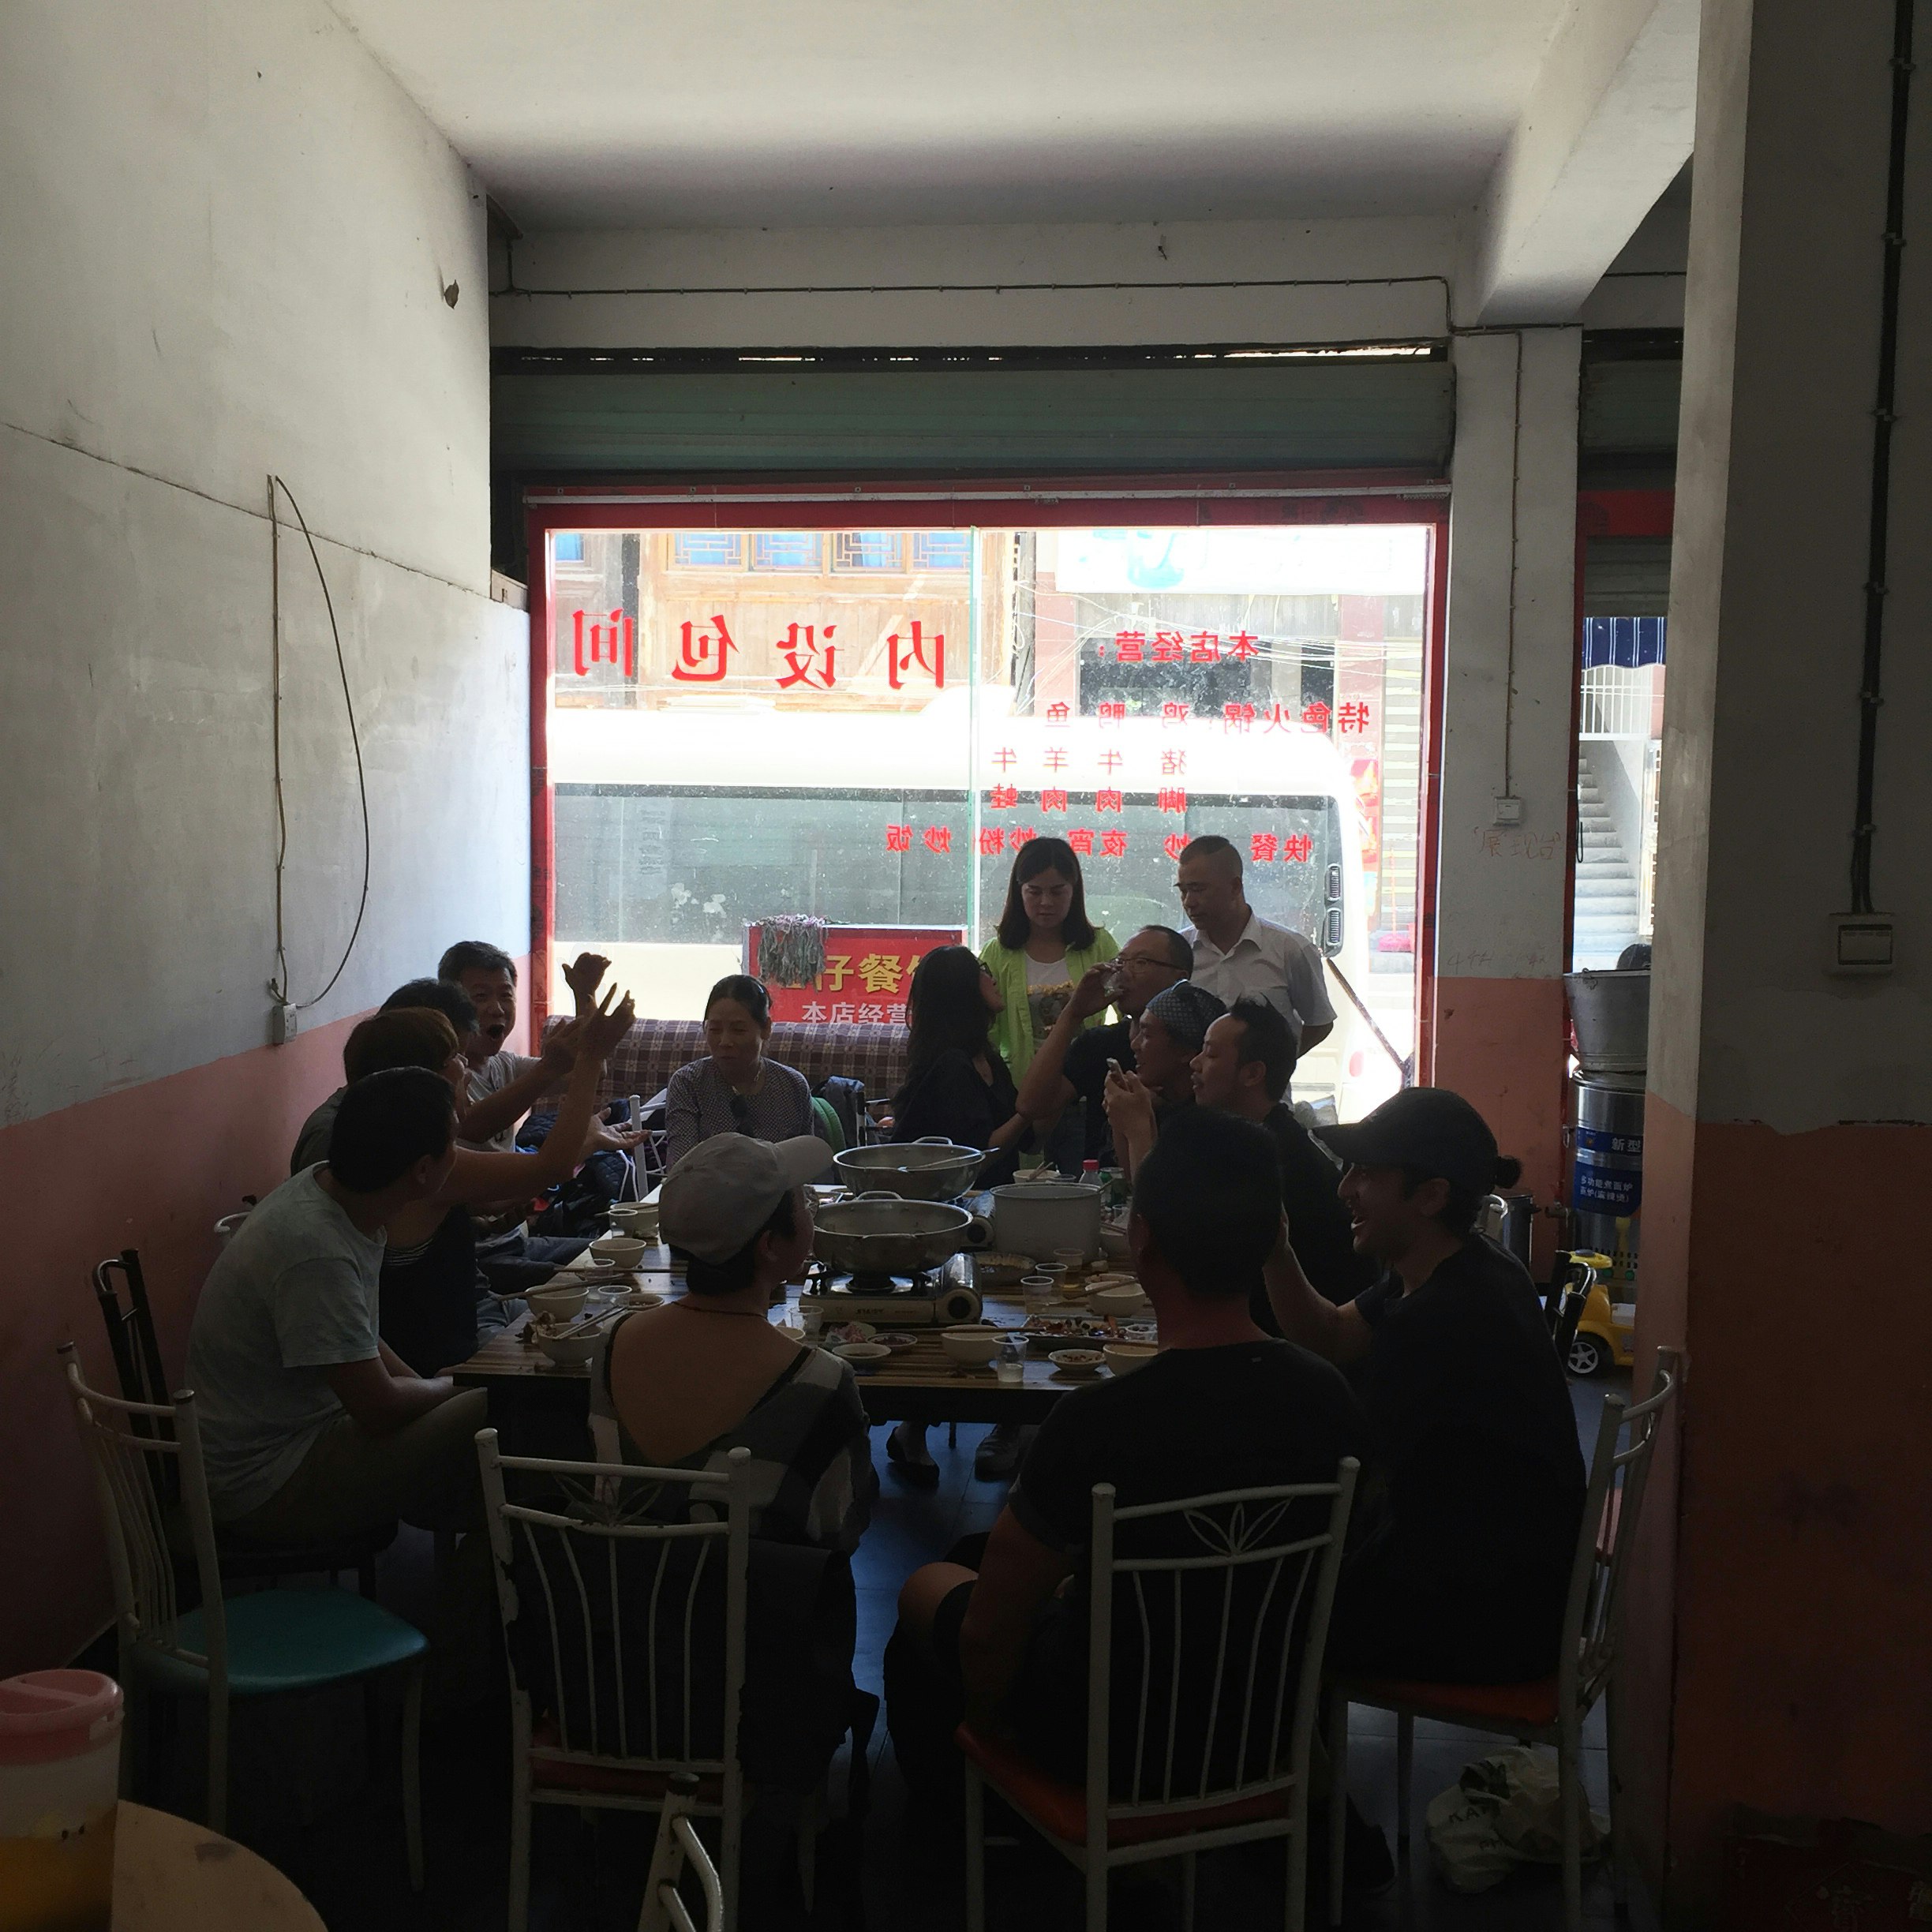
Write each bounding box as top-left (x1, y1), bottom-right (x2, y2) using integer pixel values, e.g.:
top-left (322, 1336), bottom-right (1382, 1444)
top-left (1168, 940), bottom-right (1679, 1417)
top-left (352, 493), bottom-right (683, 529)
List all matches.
top-left (663, 975), bottom-right (822, 1171)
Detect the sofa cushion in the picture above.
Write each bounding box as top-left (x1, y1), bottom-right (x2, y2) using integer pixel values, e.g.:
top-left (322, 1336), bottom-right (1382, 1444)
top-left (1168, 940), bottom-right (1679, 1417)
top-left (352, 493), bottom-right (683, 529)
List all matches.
top-left (547, 1016), bottom-right (911, 1107)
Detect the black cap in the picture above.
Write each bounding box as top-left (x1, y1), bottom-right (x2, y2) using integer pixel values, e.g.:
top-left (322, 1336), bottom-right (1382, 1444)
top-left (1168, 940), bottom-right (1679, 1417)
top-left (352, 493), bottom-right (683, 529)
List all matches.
top-left (1317, 1087), bottom-right (1503, 1195)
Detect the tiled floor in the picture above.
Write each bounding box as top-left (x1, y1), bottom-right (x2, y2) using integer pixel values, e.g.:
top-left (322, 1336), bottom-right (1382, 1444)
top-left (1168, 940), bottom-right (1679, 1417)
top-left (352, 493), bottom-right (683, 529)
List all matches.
top-left (135, 1369), bottom-right (1634, 1930)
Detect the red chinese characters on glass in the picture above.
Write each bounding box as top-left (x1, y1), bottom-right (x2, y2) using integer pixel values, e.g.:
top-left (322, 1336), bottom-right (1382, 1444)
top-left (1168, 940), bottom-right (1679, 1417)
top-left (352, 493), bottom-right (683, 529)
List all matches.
top-left (1044, 701), bottom-right (1070, 724)
top-left (1011, 823), bottom-right (1037, 845)
top-left (572, 609), bottom-right (635, 678)
top-left (1160, 702), bottom-right (1191, 725)
top-left (1227, 630), bottom-right (1261, 661)
top-left (777, 623), bottom-right (838, 691)
top-left (1282, 833), bottom-right (1314, 863)
top-left (1301, 700), bottom-right (1332, 733)
top-left (987, 784), bottom-right (1019, 811)
top-left (1162, 749), bottom-right (1186, 777)
top-left (1040, 788), bottom-right (1069, 813)
top-left (1100, 829), bottom-right (1129, 858)
top-left (1044, 747), bottom-right (1069, 773)
top-left (886, 824), bottom-right (912, 853)
top-left (1095, 788), bottom-right (1124, 814)
top-left (1156, 788), bottom-right (1187, 814)
top-left (1339, 700), bottom-right (1371, 733)
top-left (1163, 833), bottom-right (1188, 861)
top-left (1189, 631), bottom-right (1221, 663)
top-left (993, 747), bottom-right (1018, 773)
top-left (673, 614), bottom-right (737, 683)
top-left (1151, 629), bottom-right (1185, 663)
top-left (1249, 833), bottom-right (1279, 863)
top-left (1112, 630), bottom-right (1147, 664)
top-left (978, 827), bottom-right (1006, 856)
top-left (923, 826), bottom-right (952, 856)
top-left (1222, 702), bottom-right (1256, 733)
top-left (887, 620), bottom-right (945, 691)
top-left (1100, 749), bottom-right (1124, 773)
top-left (1068, 828), bottom-right (1094, 855)
top-left (1097, 701), bottom-right (1126, 726)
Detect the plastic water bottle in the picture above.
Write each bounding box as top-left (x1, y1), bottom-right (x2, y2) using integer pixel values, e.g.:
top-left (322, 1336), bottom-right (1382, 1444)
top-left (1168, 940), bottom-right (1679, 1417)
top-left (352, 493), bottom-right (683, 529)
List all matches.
top-left (628, 1092), bottom-right (643, 1126)
top-left (995, 1337), bottom-right (1025, 1387)
top-left (1080, 1159), bottom-right (1101, 1187)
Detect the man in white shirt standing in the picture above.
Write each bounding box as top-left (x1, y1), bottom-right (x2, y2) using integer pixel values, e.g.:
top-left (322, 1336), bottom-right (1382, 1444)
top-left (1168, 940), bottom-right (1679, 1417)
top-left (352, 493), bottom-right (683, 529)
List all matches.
top-left (1175, 834), bottom-right (1335, 1051)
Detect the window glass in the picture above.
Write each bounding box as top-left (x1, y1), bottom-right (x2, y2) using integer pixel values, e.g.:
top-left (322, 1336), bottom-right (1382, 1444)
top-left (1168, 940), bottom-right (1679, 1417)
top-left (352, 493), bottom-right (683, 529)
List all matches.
top-left (1573, 617), bottom-right (1666, 968)
top-left (751, 531), bottom-right (821, 571)
top-left (545, 523), bottom-right (1425, 1117)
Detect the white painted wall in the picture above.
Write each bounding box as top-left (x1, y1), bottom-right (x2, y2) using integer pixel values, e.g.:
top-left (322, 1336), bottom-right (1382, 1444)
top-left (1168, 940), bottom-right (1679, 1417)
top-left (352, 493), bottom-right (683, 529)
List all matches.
top-left (0, 0), bottom-right (526, 1127)
top-left (491, 215), bottom-right (1461, 350)
top-left (1655, 0), bottom-right (1932, 1133)
top-left (1435, 329), bottom-right (1582, 979)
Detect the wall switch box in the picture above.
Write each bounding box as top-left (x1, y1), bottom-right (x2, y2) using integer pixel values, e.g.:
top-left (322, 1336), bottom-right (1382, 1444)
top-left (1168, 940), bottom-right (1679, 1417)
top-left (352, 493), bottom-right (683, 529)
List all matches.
top-left (1828, 913), bottom-right (1895, 975)
top-left (1493, 796), bottom-right (1524, 826)
top-left (270, 1003), bottom-right (299, 1044)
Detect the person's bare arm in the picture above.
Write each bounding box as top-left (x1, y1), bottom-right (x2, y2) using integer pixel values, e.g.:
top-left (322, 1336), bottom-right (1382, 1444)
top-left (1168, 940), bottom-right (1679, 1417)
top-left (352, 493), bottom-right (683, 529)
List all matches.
top-left (461, 1016), bottom-right (585, 1144)
top-left (957, 1509), bottom-right (1074, 1731)
top-left (324, 1356), bottom-right (455, 1436)
top-left (1013, 963), bottom-right (1112, 1125)
top-left (1298, 1020), bottom-right (1334, 1053)
top-left (1264, 1215), bottom-right (1373, 1365)
top-left (1103, 1067), bottom-right (1159, 1181)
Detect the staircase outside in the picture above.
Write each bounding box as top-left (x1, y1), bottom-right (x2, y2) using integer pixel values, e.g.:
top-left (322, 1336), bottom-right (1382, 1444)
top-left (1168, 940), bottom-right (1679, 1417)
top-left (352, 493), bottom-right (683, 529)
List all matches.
top-left (1573, 742), bottom-right (1645, 968)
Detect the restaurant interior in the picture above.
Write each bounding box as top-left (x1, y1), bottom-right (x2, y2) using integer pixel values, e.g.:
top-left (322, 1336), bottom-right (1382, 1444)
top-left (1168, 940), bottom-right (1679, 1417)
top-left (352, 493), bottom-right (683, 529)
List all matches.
top-left (2, 1), bottom-right (1928, 1928)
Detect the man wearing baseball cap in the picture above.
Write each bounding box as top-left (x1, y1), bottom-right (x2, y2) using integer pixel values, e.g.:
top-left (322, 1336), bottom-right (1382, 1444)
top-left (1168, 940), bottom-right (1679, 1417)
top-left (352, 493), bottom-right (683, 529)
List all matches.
top-left (1264, 1088), bottom-right (1586, 1685)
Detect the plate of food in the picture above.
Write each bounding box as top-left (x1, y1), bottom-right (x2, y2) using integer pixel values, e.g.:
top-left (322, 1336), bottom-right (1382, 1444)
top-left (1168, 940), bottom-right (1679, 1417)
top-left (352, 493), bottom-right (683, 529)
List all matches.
top-left (1020, 1313), bottom-right (1118, 1350)
top-left (1048, 1347), bottom-right (1106, 1378)
top-left (874, 1331), bottom-right (919, 1352)
top-left (822, 1320), bottom-right (878, 1347)
top-left (973, 1251), bottom-right (1035, 1284)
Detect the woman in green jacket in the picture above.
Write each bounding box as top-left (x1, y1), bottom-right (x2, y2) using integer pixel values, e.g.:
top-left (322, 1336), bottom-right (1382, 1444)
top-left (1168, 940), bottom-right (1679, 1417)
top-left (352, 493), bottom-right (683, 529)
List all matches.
top-left (978, 835), bottom-right (1118, 1084)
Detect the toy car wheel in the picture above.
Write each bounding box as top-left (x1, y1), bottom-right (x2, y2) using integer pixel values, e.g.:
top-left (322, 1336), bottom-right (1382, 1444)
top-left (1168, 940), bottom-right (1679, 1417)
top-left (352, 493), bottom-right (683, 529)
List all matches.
top-left (1567, 1332), bottom-right (1612, 1377)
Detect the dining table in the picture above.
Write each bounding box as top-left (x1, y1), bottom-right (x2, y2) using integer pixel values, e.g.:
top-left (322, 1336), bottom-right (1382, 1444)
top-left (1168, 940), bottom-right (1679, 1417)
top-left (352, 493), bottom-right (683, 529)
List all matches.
top-left (451, 1239), bottom-right (1143, 1449)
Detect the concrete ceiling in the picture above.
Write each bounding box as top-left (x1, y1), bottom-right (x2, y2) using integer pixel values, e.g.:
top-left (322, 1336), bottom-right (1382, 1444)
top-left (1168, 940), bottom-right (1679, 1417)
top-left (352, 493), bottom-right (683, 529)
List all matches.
top-left (331, 0), bottom-right (1583, 230)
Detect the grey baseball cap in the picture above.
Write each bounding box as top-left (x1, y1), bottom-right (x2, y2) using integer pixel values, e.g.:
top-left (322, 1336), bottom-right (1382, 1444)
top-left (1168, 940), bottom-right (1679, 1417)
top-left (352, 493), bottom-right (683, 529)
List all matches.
top-left (660, 1133), bottom-right (832, 1263)
top-left (1317, 1088), bottom-right (1503, 1195)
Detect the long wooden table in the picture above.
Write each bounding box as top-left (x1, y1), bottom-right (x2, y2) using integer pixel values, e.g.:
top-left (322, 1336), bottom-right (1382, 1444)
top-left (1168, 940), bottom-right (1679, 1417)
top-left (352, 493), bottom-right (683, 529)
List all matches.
top-left (453, 1250), bottom-right (1136, 1433)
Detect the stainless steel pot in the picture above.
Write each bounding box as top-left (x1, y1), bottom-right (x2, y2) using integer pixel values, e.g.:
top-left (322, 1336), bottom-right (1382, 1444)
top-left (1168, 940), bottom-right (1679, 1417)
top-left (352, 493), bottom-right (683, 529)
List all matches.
top-left (811, 1193), bottom-right (986, 1275)
top-left (831, 1137), bottom-right (986, 1200)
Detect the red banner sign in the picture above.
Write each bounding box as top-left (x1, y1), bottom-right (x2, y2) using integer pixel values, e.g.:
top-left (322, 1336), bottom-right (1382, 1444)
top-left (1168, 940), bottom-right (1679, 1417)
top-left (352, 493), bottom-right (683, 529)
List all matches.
top-left (743, 924), bottom-right (966, 1025)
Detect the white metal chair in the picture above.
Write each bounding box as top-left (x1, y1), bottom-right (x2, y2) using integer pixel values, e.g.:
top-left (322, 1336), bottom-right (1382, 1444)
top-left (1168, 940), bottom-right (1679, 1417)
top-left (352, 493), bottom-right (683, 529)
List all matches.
top-left (637, 1770), bottom-right (725, 1932)
top-left (1327, 1346), bottom-right (1685, 1932)
top-left (476, 1428), bottom-right (751, 1932)
top-left (960, 1459), bottom-right (1361, 1932)
top-left (59, 1344), bottom-right (427, 1875)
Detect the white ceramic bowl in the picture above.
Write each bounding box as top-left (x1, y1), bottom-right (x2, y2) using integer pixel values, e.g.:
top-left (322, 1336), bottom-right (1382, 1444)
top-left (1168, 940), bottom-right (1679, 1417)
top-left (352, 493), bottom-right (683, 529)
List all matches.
top-left (536, 1327), bottom-right (604, 1367)
top-left (1049, 1348), bottom-right (1105, 1375)
top-left (833, 1340), bottom-right (893, 1365)
top-left (940, 1326), bottom-right (1007, 1367)
top-left (526, 1284), bottom-right (588, 1321)
top-left (1097, 1222), bottom-right (1131, 1262)
top-left (1103, 1342), bottom-right (1158, 1376)
top-left (590, 1235), bottom-right (648, 1269)
top-left (608, 1204), bottom-right (660, 1239)
top-left (1090, 1284), bottom-right (1151, 1318)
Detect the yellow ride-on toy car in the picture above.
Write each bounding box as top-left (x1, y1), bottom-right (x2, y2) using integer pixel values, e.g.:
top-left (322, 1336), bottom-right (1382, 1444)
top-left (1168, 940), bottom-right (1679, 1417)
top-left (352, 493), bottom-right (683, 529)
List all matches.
top-left (1561, 1249), bottom-right (1636, 1376)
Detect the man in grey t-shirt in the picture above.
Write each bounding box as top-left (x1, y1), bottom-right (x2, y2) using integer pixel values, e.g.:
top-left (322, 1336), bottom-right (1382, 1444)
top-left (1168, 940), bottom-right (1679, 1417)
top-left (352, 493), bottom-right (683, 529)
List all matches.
top-left (189, 1068), bottom-right (489, 1544)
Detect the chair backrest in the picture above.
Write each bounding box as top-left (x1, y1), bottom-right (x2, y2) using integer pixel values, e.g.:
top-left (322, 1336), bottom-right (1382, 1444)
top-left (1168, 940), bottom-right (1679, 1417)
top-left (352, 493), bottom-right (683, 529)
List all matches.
top-left (1085, 1459), bottom-right (1359, 1822)
top-left (58, 1343), bottom-right (227, 1683)
top-left (476, 1429), bottom-right (751, 1784)
top-left (92, 1252), bottom-right (174, 1510)
top-left (1560, 1346), bottom-right (1685, 1706)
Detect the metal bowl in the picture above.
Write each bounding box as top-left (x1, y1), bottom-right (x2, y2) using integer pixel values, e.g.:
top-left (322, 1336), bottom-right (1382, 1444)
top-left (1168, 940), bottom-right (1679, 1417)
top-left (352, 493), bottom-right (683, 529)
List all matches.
top-left (832, 1138), bottom-right (986, 1200)
top-left (811, 1194), bottom-right (981, 1275)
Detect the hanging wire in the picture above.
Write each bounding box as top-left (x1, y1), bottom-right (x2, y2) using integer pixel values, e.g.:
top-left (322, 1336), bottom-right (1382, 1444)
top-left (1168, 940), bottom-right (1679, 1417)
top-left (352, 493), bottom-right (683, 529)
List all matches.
top-left (266, 474), bottom-right (372, 1012)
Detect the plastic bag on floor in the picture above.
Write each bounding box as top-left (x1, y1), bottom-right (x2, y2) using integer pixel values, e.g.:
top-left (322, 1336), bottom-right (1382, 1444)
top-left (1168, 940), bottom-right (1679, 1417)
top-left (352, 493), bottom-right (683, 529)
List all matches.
top-left (1425, 1746), bottom-right (1608, 1893)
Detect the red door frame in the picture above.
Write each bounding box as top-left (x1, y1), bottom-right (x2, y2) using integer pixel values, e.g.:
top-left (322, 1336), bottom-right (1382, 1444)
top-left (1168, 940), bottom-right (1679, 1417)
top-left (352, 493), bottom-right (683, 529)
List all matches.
top-left (524, 472), bottom-right (1452, 1034)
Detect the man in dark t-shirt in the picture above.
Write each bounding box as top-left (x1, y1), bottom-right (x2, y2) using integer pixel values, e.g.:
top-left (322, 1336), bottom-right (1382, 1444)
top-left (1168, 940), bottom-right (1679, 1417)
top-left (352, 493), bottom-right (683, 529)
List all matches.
top-left (1264, 1086), bottom-right (1586, 1684)
top-left (890, 1110), bottom-right (1364, 1785)
top-left (1192, 998), bottom-right (1379, 1312)
top-left (1013, 924), bottom-right (1193, 1167)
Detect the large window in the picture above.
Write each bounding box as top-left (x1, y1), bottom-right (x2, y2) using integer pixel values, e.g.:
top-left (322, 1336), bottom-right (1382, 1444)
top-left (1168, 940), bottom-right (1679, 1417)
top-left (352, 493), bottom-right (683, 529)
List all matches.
top-left (544, 523), bottom-right (1428, 1115)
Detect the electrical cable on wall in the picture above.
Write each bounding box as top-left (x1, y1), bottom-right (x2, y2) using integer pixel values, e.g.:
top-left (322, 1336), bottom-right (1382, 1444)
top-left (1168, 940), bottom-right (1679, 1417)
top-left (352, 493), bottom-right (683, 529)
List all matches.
top-left (1850, 0), bottom-right (1916, 915)
top-left (266, 474), bottom-right (372, 1018)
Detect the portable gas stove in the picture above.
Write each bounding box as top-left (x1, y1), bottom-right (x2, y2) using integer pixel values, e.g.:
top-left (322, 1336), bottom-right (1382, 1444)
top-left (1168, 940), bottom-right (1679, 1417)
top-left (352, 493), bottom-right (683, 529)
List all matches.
top-left (797, 1250), bottom-right (983, 1327)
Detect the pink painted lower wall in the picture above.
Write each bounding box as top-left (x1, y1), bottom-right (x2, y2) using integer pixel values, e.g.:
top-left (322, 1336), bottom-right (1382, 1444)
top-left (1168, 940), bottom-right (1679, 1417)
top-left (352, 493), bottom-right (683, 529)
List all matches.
top-left (0, 1018), bottom-right (362, 1673)
top-left (1627, 1099), bottom-right (1932, 1923)
top-left (0, 962), bottom-right (532, 1676)
top-left (1428, 974), bottom-right (1570, 1268)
